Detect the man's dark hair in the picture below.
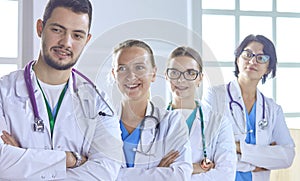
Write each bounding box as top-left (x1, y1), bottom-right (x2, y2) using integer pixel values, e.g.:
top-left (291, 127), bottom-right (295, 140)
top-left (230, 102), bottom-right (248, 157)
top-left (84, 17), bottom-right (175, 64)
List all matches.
top-left (42, 0), bottom-right (93, 32)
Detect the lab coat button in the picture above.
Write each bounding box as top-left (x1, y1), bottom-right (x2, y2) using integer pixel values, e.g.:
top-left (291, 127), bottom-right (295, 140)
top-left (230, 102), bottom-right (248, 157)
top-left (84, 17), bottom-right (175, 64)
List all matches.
top-left (44, 146), bottom-right (48, 149)
top-left (41, 175), bottom-right (45, 179)
top-left (57, 145), bottom-right (61, 149)
top-left (52, 174), bottom-right (56, 178)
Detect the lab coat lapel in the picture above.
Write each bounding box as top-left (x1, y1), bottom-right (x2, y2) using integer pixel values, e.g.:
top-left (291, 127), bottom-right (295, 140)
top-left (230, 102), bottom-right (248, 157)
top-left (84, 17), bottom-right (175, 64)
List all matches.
top-left (134, 102), bottom-right (160, 166)
top-left (255, 89), bottom-right (269, 145)
top-left (204, 110), bottom-right (222, 148)
top-left (231, 80), bottom-right (248, 135)
top-left (190, 102), bottom-right (221, 152)
top-left (16, 68), bottom-right (52, 139)
top-left (66, 75), bottom-right (97, 145)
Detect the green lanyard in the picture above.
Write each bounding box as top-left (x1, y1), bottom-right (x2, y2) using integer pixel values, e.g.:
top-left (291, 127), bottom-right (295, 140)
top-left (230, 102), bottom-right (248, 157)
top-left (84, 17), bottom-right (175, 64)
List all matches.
top-left (37, 80), bottom-right (68, 136)
top-left (167, 101), bottom-right (207, 158)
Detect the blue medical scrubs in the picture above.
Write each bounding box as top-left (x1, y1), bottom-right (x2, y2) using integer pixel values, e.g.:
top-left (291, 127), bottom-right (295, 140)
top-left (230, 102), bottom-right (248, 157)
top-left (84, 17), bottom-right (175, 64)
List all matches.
top-left (236, 102), bottom-right (257, 181)
top-left (120, 121), bottom-right (141, 168)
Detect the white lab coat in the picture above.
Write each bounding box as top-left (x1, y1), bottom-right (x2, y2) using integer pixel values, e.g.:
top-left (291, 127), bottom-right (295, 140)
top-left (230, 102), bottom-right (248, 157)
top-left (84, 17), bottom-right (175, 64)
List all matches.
top-left (189, 101), bottom-right (236, 181)
top-left (203, 79), bottom-right (295, 181)
top-left (0, 66), bottom-right (123, 180)
top-left (116, 102), bottom-right (193, 181)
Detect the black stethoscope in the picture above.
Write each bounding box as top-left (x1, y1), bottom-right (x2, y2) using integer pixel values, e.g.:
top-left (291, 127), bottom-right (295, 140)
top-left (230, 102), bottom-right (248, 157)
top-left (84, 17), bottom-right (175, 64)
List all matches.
top-left (132, 101), bottom-right (160, 156)
top-left (24, 60), bottom-right (114, 132)
top-left (227, 81), bottom-right (268, 134)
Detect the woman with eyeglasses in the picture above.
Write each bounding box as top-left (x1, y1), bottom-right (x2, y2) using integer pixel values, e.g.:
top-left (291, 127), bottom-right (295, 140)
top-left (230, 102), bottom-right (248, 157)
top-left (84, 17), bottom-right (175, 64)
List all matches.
top-left (203, 34), bottom-right (295, 181)
top-left (111, 40), bottom-right (192, 181)
top-left (165, 46), bottom-right (236, 180)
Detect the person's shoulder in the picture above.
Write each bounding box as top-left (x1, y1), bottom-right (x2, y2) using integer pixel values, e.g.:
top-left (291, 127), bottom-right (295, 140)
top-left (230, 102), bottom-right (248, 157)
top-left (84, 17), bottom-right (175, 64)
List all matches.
top-left (203, 83), bottom-right (228, 99)
top-left (153, 104), bottom-right (171, 119)
top-left (153, 105), bottom-right (184, 125)
top-left (75, 73), bottom-right (107, 95)
top-left (208, 83), bottom-right (227, 92)
top-left (260, 92), bottom-right (281, 109)
top-left (201, 102), bottom-right (223, 123)
top-left (0, 69), bottom-right (24, 86)
top-left (162, 107), bottom-right (182, 118)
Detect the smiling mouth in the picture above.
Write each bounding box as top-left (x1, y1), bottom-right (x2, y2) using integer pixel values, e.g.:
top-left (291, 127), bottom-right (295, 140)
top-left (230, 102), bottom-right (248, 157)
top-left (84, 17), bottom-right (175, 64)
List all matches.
top-left (125, 84), bottom-right (141, 89)
top-left (53, 48), bottom-right (72, 58)
top-left (175, 86), bottom-right (188, 90)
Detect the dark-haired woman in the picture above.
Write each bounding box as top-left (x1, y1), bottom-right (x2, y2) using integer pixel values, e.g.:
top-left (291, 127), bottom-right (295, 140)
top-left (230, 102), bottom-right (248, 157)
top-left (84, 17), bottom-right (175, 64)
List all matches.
top-left (203, 34), bottom-right (295, 181)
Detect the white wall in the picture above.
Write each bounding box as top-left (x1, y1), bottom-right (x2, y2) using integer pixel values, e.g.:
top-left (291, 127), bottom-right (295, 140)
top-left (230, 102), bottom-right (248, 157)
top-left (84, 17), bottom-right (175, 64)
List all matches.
top-left (30, 0), bottom-right (195, 60)
top-left (28, 0), bottom-right (204, 108)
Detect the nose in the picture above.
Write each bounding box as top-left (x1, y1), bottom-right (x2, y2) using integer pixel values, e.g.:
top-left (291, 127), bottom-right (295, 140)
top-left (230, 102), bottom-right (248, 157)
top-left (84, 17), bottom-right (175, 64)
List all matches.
top-left (248, 56), bottom-right (258, 65)
top-left (125, 69), bottom-right (137, 80)
top-left (177, 73), bottom-right (185, 82)
top-left (58, 33), bottom-right (72, 48)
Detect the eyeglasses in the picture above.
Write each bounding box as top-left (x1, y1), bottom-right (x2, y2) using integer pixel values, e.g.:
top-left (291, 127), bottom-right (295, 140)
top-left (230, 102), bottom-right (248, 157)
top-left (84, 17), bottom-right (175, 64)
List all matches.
top-left (166, 68), bottom-right (199, 81)
top-left (240, 50), bottom-right (270, 64)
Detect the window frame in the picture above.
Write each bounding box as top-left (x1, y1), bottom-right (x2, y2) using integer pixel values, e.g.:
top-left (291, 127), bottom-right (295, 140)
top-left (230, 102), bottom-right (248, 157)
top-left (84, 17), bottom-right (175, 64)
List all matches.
top-left (199, 0), bottom-right (300, 120)
top-left (0, 0), bottom-right (19, 65)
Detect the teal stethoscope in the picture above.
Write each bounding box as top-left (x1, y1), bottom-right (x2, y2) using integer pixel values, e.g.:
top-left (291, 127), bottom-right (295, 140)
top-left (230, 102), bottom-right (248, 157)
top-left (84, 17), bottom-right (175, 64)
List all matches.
top-left (167, 102), bottom-right (211, 165)
top-left (227, 82), bottom-right (268, 134)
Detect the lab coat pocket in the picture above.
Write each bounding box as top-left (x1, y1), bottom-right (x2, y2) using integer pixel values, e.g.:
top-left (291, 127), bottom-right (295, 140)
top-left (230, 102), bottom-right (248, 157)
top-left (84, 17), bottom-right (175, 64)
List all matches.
top-left (69, 93), bottom-right (98, 153)
top-left (75, 87), bottom-right (97, 119)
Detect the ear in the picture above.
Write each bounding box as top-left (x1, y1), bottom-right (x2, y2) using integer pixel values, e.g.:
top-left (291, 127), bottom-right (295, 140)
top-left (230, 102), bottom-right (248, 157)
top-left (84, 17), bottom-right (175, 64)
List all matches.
top-left (111, 68), bottom-right (116, 79)
top-left (196, 73), bottom-right (203, 87)
top-left (151, 66), bottom-right (157, 82)
top-left (85, 33), bottom-right (92, 45)
top-left (36, 19), bottom-right (43, 37)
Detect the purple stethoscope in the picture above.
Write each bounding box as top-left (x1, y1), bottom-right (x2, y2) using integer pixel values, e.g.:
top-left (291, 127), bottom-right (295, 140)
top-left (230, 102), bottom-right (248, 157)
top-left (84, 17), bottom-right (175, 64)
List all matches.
top-left (24, 60), bottom-right (114, 132)
top-left (227, 82), bottom-right (268, 133)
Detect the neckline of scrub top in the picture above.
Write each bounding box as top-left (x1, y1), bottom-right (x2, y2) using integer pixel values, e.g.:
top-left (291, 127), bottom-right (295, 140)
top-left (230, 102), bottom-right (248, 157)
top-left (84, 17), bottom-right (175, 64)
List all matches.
top-left (36, 78), bottom-right (69, 136)
top-left (167, 101), bottom-right (207, 158)
top-left (120, 120), bottom-right (141, 167)
top-left (245, 101), bottom-right (257, 145)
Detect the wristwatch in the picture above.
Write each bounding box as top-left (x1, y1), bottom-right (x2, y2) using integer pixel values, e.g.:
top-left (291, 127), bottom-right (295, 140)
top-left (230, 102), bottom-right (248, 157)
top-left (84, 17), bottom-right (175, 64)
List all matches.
top-left (72, 152), bottom-right (82, 168)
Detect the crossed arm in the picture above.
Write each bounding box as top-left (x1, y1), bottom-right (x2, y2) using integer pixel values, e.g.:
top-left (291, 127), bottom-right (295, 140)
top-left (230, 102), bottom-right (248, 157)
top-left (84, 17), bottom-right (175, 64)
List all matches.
top-left (236, 141), bottom-right (277, 172)
top-left (1, 131), bottom-right (87, 168)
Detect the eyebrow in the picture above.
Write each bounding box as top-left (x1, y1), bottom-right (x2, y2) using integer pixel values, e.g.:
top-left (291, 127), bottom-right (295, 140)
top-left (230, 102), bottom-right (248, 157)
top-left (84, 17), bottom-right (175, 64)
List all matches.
top-left (49, 23), bottom-right (87, 35)
top-left (186, 68), bottom-right (198, 71)
top-left (244, 49), bottom-right (264, 54)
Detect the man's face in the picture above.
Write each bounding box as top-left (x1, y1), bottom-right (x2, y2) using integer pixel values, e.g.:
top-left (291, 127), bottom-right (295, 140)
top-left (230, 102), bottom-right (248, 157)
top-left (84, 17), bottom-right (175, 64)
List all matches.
top-left (37, 7), bottom-right (91, 70)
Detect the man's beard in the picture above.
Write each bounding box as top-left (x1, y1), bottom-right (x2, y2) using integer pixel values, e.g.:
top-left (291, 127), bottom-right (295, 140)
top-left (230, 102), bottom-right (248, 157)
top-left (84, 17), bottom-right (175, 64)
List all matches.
top-left (43, 53), bottom-right (77, 70)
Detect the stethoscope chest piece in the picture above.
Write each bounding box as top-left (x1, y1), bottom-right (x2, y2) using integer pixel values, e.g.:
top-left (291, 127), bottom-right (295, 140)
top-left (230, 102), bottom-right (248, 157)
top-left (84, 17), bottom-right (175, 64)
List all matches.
top-left (33, 118), bottom-right (45, 132)
top-left (200, 158), bottom-right (213, 170)
top-left (258, 119), bottom-right (268, 130)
